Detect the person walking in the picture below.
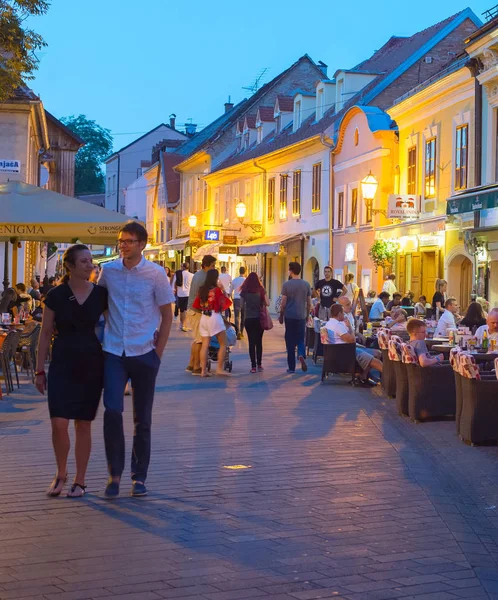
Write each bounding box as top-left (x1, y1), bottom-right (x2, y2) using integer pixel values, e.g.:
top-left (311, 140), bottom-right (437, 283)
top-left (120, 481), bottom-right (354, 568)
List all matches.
top-left (192, 269), bottom-right (232, 377)
top-left (278, 262), bottom-right (311, 373)
top-left (219, 266), bottom-right (233, 319)
top-left (98, 222), bottom-right (174, 498)
top-left (35, 244), bottom-right (108, 497)
top-left (344, 273), bottom-right (359, 302)
top-left (174, 262), bottom-right (193, 332)
top-left (186, 255), bottom-right (217, 375)
top-left (382, 273), bottom-right (397, 299)
top-left (240, 272), bottom-right (269, 373)
top-left (231, 266), bottom-right (247, 339)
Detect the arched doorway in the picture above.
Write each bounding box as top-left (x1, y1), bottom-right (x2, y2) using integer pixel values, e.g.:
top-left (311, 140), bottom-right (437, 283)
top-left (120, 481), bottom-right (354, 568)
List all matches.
top-left (305, 257), bottom-right (319, 287)
top-left (447, 253), bottom-right (473, 309)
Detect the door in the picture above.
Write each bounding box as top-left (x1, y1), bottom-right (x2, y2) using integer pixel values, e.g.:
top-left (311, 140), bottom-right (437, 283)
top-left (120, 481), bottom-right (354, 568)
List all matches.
top-left (460, 257), bottom-right (473, 309)
top-left (411, 253), bottom-right (422, 299)
top-left (421, 250), bottom-right (437, 301)
top-left (397, 254), bottom-right (406, 295)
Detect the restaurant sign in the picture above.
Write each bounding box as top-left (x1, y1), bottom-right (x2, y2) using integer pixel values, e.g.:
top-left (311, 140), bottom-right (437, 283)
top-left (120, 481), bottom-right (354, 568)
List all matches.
top-left (0, 159), bottom-right (20, 173)
top-left (223, 235), bottom-right (237, 245)
top-left (387, 194), bottom-right (420, 219)
top-left (219, 245), bottom-right (237, 254)
top-left (204, 229), bottom-right (220, 241)
top-left (447, 189), bottom-right (498, 215)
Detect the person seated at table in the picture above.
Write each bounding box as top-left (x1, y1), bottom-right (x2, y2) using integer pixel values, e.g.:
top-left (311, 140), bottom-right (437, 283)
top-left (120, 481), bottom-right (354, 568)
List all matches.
top-left (459, 301), bottom-right (486, 333)
top-left (365, 290), bottom-right (377, 306)
top-left (386, 307), bottom-right (408, 332)
top-left (414, 295), bottom-right (429, 317)
top-left (15, 283), bottom-right (33, 314)
top-left (325, 304), bottom-right (383, 382)
top-left (30, 294), bottom-right (45, 322)
top-left (401, 290), bottom-right (414, 307)
top-left (407, 318), bottom-right (445, 367)
top-left (0, 287), bottom-right (18, 320)
top-left (475, 308), bottom-right (498, 342)
top-left (369, 291), bottom-right (390, 321)
top-left (386, 292), bottom-right (402, 312)
top-left (434, 297), bottom-right (458, 337)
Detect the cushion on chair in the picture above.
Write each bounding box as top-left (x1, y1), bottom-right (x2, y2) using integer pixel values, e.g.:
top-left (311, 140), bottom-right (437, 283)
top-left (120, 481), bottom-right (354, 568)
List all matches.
top-left (320, 327), bottom-right (329, 345)
top-left (388, 338), bottom-right (402, 362)
top-left (449, 346), bottom-right (462, 371)
top-left (401, 343), bottom-right (418, 365)
top-left (459, 352), bottom-right (481, 380)
top-left (495, 357), bottom-right (498, 380)
top-left (377, 328), bottom-right (391, 350)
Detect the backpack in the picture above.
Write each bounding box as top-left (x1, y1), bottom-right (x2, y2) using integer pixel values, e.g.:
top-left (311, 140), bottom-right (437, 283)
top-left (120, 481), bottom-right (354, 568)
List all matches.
top-left (175, 270), bottom-right (183, 288)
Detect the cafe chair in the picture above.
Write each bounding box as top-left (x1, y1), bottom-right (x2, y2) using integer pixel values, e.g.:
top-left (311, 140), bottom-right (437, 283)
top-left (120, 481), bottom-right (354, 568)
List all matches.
top-left (388, 336), bottom-right (408, 416)
top-left (312, 318), bottom-right (324, 364)
top-left (402, 343), bottom-right (455, 422)
top-left (457, 354), bottom-right (498, 445)
top-left (321, 339), bottom-right (357, 385)
top-left (450, 347), bottom-right (463, 435)
top-left (18, 324), bottom-right (41, 383)
top-left (378, 328), bottom-right (396, 398)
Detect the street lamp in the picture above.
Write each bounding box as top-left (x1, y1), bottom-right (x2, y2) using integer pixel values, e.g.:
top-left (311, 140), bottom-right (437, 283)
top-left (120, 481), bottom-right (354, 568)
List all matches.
top-left (188, 214), bottom-right (197, 228)
top-left (361, 171), bottom-right (386, 217)
top-left (234, 200), bottom-right (262, 233)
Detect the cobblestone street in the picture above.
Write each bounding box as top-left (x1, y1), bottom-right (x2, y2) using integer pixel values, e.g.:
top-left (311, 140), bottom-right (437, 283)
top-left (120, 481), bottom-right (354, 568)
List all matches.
top-left (4, 325), bottom-right (498, 599)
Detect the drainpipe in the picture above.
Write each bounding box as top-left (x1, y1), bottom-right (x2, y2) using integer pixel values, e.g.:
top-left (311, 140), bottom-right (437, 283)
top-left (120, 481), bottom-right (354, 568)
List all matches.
top-left (253, 159), bottom-right (267, 281)
top-left (320, 134), bottom-right (335, 268)
top-left (466, 58), bottom-right (483, 228)
top-left (116, 154), bottom-right (121, 213)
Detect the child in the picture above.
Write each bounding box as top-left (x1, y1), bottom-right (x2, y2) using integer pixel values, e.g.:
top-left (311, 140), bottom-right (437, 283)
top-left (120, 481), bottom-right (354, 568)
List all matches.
top-left (406, 318), bottom-right (444, 367)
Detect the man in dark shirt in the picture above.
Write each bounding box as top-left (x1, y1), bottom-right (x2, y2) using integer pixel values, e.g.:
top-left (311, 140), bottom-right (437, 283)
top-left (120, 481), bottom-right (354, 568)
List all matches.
top-left (314, 266), bottom-right (346, 320)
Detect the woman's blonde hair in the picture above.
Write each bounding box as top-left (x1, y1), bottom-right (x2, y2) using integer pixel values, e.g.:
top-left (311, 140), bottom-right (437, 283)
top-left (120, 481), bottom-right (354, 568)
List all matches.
top-left (345, 273), bottom-right (355, 284)
top-left (435, 278), bottom-right (447, 291)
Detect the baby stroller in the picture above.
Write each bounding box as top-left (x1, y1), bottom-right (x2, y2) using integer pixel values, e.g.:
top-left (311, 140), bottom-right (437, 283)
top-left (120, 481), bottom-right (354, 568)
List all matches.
top-left (207, 320), bottom-right (237, 373)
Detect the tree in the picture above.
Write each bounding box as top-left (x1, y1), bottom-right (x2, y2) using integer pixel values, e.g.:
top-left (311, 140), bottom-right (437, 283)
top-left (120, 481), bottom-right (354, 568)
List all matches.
top-left (0, 0), bottom-right (50, 101)
top-left (60, 114), bottom-right (113, 195)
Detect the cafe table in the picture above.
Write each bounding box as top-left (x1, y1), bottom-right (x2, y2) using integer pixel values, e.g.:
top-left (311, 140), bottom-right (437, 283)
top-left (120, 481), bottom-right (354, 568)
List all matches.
top-left (425, 337), bottom-right (449, 349)
top-left (431, 344), bottom-right (498, 363)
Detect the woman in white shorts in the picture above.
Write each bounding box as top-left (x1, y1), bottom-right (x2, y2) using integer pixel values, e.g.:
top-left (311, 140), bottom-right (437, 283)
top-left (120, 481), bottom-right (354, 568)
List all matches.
top-left (192, 269), bottom-right (232, 377)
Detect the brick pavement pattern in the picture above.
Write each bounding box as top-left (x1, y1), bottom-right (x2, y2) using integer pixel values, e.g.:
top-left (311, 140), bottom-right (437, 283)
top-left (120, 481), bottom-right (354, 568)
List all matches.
top-left (3, 325), bottom-right (498, 599)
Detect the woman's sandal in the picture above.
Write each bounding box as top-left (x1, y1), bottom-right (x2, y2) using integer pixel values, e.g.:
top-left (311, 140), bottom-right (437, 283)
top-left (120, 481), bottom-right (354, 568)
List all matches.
top-left (201, 372), bottom-right (213, 378)
top-left (47, 474), bottom-right (68, 497)
top-left (66, 483), bottom-right (86, 498)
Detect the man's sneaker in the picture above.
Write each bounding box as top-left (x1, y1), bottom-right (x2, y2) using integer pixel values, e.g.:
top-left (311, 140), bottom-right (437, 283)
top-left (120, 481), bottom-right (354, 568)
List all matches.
top-left (250, 367), bottom-right (257, 373)
top-left (104, 479), bottom-right (120, 499)
top-left (131, 481), bottom-right (148, 497)
top-left (298, 356), bottom-right (308, 372)
top-left (185, 365), bottom-right (194, 372)
top-left (192, 368), bottom-right (202, 376)
top-left (257, 366), bottom-right (264, 372)
top-left (287, 369), bottom-right (295, 374)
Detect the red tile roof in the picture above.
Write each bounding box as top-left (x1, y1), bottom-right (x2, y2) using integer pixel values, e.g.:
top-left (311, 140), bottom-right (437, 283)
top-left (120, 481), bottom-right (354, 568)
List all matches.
top-left (244, 115), bottom-right (257, 129)
top-left (257, 106), bottom-right (275, 122)
top-left (276, 95), bottom-right (294, 112)
top-left (161, 152), bottom-right (184, 205)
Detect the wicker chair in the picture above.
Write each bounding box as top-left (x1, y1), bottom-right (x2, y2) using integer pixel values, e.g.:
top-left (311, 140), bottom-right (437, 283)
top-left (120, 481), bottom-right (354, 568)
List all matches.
top-left (0, 331), bottom-right (18, 394)
top-left (450, 347), bottom-right (464, 435)
top-left (321, 342), bottom-right (357, 385)
top-left (458, 353), bottom-right (498, 445)
top-left (312, 318), bottom-right (324, 364)
top-left (378, 328), bottom-right (396, 398)
top-left (402, 343), bottom-right (455, 422)
top-left (18, 324), bottom-right (41, 383)
top-left (388, 336), bottom-right (408, 416)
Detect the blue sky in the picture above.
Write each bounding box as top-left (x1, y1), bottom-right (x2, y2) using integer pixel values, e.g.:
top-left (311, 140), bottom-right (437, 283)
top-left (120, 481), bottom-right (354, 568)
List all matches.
top-left (30, 0), bottom-right (492, 151)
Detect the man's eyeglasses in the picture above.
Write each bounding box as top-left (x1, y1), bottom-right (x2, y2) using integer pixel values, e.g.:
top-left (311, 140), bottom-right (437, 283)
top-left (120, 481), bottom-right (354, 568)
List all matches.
top-left (117, 239), bottom-right (139, 247)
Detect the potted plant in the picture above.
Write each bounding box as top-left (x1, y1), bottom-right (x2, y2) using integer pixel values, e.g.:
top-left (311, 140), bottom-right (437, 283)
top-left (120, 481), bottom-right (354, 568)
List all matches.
top-left (368, 239), bottom-right (398, 272)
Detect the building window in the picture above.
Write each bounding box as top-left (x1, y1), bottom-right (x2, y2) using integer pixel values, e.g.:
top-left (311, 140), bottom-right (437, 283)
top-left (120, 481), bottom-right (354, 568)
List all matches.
top-left (166, 220), bottom-right (173, 241)
top-left (160, 221), bottom-right (165, 243)
top-left (312, 163), bottom-right (321, 212)
top-left (107, 177), bottom-right (111, 195)
top-left (294, 101), bottom-right (301, 130)
top-left (257, 126), bottom-right (263, 144)
top-left (337, 191), bottom-right (344, 228)
top-left (112, 174), bottom-right (116, 193)
top-left (455, 125), bottom-right (468, 191)
top-left (279, 175), bottom-right (288, 219)
top-left (214, 189), bottom-right (220, 224)
top-left (275, 115), bottom-right (281, 135)
top-left (317, 89), bottom-right (324, 121)
top-left (292, 170), bottom-right (301, 216)
top-left (407, 146), bottom-right (417, 195)
top-left (351, 188), bottom-right (358, 226)
top-left (365, 195), bottom-right (372, 224)
top-left (244, 131), bottom-right (250, 149)
top-left (202, 180), bottom-right (208, 211)
top-left (424, 137), bottom-right (436, 198)
top-left (224, 186), bottom-right (230, 222)
top-left (354, 128), bottom-right (359, 146)
top-left (268, 177), bottom-right (275, 222)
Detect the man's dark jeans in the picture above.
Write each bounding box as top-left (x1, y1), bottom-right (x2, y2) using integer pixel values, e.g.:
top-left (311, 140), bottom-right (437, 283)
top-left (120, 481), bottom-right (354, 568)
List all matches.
top-left (233, 298), bottom-right (245, 335)
top-left (284, 318), bottom-right (306, 371)
top-left (103, 350), bottom-right (160, 482)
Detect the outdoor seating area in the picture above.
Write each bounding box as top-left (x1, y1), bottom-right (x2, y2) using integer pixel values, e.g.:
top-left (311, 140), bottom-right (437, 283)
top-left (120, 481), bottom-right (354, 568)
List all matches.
top-left (0, 321), bottom-right (41, 397)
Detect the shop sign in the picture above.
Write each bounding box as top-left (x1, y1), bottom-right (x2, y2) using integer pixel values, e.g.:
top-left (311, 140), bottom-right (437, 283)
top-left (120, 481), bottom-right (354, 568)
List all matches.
top-left (204, 229), bottom-right (220, 241)
top-left (223, 235), bottom-right (237, 245)
top-left (387, 194), bottom-right (420, 219)
top-left (189, 231), bottom-right (202, 242)
top-left (0, 159), bottom-right (20, 173)
top-left (185, 247), bottom-right (191, 257)
top-left (447, 190), bottom-right (498, 215)
top-left (168, 250), bottom-right (175, 258)
top-left (219, 245), bottom-right (237, 254)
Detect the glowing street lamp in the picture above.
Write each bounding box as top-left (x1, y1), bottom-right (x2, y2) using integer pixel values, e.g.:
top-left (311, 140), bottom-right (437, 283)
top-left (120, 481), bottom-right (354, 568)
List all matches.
top-left (188, 214), bottom-right (197, 228)
top-left (235, 200), bottom-right (247, 221)
top-left (361, 171), bottom-right (378, 202)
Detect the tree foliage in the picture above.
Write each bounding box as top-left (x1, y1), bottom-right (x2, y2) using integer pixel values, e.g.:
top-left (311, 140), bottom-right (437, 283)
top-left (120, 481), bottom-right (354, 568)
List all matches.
top-left (368, 239), bottom-right (398, 272)
top-left (60, 114), bottom-right (113, 195)
top-left (0, 0), bottom-right (50, 101)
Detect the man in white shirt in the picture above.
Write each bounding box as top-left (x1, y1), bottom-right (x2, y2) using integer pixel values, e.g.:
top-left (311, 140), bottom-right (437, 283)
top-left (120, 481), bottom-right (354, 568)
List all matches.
top-left (338, 296), bottom-right (355, 332)
top-left (98, 222), bottom-right (174, 498)
top-left (434, 297), bottom-right (458, 338)
top-left (475, 308), bottom-right (498, 341)
top-left (325, 304), bottom-right (383, 380)
top-left (382, 274), bottom-right (397, 299)
top-left (174, 263), bottom-right (193, 332)
top-left (231, 266), bottom-right (246, 339)
top-left (218, 266), bottom-right (233, 319)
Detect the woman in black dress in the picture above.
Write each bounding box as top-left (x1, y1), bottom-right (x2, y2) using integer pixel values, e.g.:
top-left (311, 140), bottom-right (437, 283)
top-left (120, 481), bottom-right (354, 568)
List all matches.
top-left (36, 245), bottom-right (108, 497)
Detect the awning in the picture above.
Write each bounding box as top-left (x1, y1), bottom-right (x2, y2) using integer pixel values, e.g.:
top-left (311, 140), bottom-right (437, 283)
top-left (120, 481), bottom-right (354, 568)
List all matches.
top-left (94, 253), bottom-right (119, 265)
top-left (194, 242), bottom-right (220, 260)
top-left (238, 233), bottom-right (302, 255)
top-left (0, 181), bottom-right (134, 243)
top-left (162, 237), bottom-right (188, 251)
top-left (447, 184), bottom-right (498, 215)
top-left (143, 244), bottom-right (162, 255)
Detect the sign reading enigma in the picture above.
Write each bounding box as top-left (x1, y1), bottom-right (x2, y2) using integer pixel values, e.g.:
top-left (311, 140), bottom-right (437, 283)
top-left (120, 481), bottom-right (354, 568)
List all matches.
top-left (0, 224), bottom-right (45, 235)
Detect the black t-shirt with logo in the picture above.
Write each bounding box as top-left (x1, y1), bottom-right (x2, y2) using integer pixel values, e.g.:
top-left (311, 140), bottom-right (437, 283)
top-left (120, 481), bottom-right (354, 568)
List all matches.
top-left (315, 278), bottom-right (343, 308)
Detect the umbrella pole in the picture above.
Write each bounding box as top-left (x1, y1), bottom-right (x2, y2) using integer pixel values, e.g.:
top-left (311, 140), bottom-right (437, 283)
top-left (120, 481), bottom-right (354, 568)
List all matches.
top-left (3, 241), bottom-right (9, 291)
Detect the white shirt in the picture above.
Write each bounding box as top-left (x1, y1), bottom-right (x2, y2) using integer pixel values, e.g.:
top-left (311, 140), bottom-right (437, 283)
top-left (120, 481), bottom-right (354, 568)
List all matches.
top-left (176, 269), bottom-right (193, 298)
top-left (219, 272), bottom-right (232, 296)
top-left (98, 257), bottom-right (175, 357)
top-left (344, 311), bottom-right (355, 332)
top-left (434, 310), bottom-right (456, 337)
top-left (344, 282), bottom-right (358, 302)
top-left (231, 276), bottom-right (246, 299)
top-left (325, 318), bottom-right (349, 344)
top-left (382, 279), bottom-right (397, 299)
top-left (475, 325), bottom-right (498, 341)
